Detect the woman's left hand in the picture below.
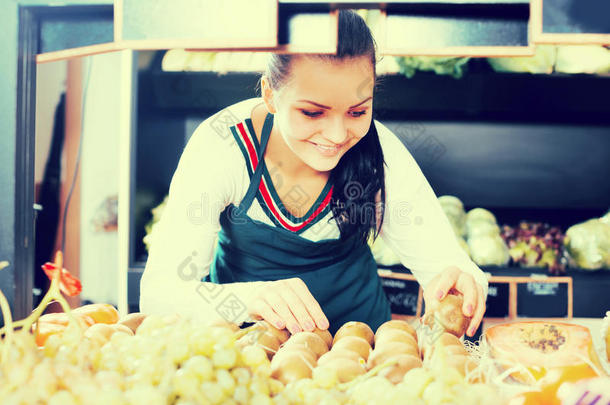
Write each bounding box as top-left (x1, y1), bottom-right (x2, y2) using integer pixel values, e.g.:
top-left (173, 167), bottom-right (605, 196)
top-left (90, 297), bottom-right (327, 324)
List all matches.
top-left (424, 266), bottom-right (487, 337)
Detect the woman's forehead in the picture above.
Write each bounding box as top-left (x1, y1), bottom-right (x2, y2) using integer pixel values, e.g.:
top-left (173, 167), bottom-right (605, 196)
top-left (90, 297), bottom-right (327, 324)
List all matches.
top-left (284, 56), bottom-right (375, 106)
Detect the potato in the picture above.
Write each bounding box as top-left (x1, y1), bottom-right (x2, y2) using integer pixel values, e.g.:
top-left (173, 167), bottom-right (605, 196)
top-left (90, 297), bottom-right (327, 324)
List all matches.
top-left (318, 349), bottom-right (364, 366)
top-left (284, 332), bottom-right (329, 358)
top-left (374, 329), bottom-right (418, 350)
top-left (258, 321), bottom-right (290, 344)
top-left (312, 327), bottom-right (333, 349)
top-left (375, 320), bottom-right (417, 341)
top-left (208, 319), bottom-right (240, 332)
top-left (110, 323), bottom-right (134, 336)
top-left (118, 313), bottom-right (147, 334)
top-left (37, 312), bottom-right (95, 328)
top-left (84, 323), bottom-right (116, 345)
top-left (367, 342), bottom-right (420, 369)
top-left (239, 331), bottom-right (280, 360)
top-left (73, 303), bottom-right (119, 324)
top-left (272, 344), bottom-right (317, 367)
top-left (445, 354), bottom-right (478, 377)
top-left (314, 358), bottom-right (366, 383)
top-left (377, 354), bottom-right (423, 384)
top-left (441, 344), bottom-right (469, 357)
top-left (421, 332), bottom-right (463, 359)
top-left (34, 322), bottom-right (66, 347)
top-left (333, 321), bottom-right (374, 346)
top-left (423, 294), bottom-right (470, 337)
top-left (331, 336), bottom-right (372, 361)
top-left (271, 351), bottom-right (316, 384)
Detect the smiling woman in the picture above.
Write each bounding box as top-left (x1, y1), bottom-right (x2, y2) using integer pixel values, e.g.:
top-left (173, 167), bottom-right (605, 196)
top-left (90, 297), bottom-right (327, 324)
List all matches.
top-left (140, 9), bottom-right (489, 336)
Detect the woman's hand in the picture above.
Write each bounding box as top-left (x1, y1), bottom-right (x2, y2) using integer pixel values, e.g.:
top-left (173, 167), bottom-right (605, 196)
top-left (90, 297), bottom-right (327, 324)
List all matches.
top-left (247, 278), bottom-right (329, 334)
top-left (424, 266), bottom-right (486, 337)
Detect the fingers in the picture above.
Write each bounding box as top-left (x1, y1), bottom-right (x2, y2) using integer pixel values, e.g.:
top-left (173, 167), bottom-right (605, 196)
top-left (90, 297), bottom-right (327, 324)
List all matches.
top-left (262, 291), bottom-right (302, 334)
top-left (279, 283), bottom-right (315, 333)
top-left (249, 299), bottom-right (285, 330)
top-left (455, 273), bottom-right (477, 318)
top-left (249, 278), bottom-right (329, 335)
top-left (432, 266), bottom-right (461, 301)
top-left (467, 284), bottom-right (486, 337)
top-left (287, 278), bottom-right (330, 330)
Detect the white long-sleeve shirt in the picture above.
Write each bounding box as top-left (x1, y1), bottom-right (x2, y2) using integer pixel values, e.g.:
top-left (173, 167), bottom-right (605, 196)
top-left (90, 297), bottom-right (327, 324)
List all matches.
top-left (139, 97), bottom-right (488, 324)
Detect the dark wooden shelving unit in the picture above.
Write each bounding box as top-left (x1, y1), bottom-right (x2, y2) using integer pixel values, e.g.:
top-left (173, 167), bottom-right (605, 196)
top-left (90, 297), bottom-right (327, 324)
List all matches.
top-left (127, 58), bottom-right (610, 314)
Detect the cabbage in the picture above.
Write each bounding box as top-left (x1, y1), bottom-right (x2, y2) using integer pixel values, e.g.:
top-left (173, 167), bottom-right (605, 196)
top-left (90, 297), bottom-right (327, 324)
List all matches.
top-left (600, 210), bottom-right (610, 225)
top-left (439, 195), bottom-right (466, 237)
top-left (143, 195), bottom-right (169, 252)
top-left (466, 208), bottom-right (497, 225)
top-left (457, 237), bottom-right (470, 257)
top-left (564, 218), bottom-right (610, 270)
top-left (369, 235), bottom-right (401, 266)
top-left (467, 235), bottom-right (510, 266)
top-left (396, 56), bottom-right (470, 79)
top-left (487, 45), bottom-right (556, 74)
top-left (466, 219), bottom-right (500, 239)
top-left (555, 45), bottom-right (610, 75)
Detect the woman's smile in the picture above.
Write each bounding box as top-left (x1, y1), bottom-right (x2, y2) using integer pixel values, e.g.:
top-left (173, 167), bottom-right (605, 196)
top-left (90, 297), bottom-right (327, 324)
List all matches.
top-left (306, 139), bottom-right (348, 156)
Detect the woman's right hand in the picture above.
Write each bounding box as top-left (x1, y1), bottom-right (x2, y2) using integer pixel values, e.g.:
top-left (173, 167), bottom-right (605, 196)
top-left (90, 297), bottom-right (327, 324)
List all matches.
top-left (247, 278), bottom-right (329, 334)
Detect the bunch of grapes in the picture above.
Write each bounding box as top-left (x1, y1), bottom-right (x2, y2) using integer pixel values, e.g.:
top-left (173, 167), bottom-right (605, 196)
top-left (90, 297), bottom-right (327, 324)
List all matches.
top-left (501, 222), bottom-right (567, 275)
top-left (0, 315), bottom-right (282, 405)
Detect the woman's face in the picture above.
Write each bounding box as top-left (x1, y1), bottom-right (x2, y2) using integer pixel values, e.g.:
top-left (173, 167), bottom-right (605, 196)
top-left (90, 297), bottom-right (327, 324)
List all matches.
top-left (266, 56), bottom-right (375, 173)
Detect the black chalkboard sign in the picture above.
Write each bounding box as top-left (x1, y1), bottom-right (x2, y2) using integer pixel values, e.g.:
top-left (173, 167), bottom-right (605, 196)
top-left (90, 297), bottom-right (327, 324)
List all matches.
top-left (380, 277), bottom-right (420, 315)
top-left (485, 283), bottom-right (510, 318)
top-left (517, 281), bottom-right (569, 317)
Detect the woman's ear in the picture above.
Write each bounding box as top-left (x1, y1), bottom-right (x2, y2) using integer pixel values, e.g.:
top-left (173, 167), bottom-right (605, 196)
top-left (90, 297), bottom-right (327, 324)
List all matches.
top-left (260, 75), bottom-right (277, 114)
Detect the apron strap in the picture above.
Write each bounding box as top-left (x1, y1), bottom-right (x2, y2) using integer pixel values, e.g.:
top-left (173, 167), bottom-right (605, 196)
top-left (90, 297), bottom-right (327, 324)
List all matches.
top-left (238, 112), bottom-right (274, 212)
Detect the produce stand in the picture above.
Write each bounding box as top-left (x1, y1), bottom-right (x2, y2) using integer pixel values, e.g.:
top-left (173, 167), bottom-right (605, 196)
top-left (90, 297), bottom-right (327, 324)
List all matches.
top-left (1, 1), bottom-right (609, 404)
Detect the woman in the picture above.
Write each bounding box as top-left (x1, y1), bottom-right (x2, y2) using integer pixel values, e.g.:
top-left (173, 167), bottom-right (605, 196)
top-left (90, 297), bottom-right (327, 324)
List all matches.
top-left (140, 10), bottom-right (488, 336)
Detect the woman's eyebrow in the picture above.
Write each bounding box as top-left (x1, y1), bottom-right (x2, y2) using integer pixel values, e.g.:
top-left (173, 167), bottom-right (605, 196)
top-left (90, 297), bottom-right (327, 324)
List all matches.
top-left (297, 96), bottom-right (373, 110)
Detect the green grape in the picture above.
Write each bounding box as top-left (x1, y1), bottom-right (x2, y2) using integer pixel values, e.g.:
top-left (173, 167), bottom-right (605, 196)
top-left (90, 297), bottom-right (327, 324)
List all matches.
top-left (31, 361), bottom-right (59, 398)
top-left (188, 330), bottom-right (215, 357)
top-left (231, 367), bottom-right (252, 386)
top-left (250, 393), bottom-right (273, 405)
top-left (43, 333), bottom-right (63, 358)
top-left (201, 380), bottom-right (226, 404)
top-left (241, 344), bottom-right (268, 368)
top-left (95, 370), bottom-right (124, 389)
top-left (312, 366), bottom-right (339, 389)
top-left (399, 367), bottom-right (433, 398)
top-left (172, 368), bottom-right (200, 399)
top-left (166, 341), bottom-right (191, 365)
top-left (422, 381), bottom-right (453, 404)
top-left (91, 388), bottom-right (126, 405)
top-left (212, 348), bottom-right (237, 369)
top-left (182, 355), bottom-right (214, 380)
top-left (125, 385), bottom-right (166, 405)
top-left (216, 368), bottom-right (236, 395)
top-left (48, 390), bottom-right (78, 405)
top-left (233, 385), bottom-right (250, 405)
top-left (136, 315), bottom-right (166, 336)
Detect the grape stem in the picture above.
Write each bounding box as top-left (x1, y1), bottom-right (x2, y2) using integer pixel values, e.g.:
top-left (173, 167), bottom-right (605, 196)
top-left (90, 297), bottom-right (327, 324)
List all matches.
top-left (0, 283), bottom-right (14, 363)
top-left (0, 251), bottom-right (79, 341)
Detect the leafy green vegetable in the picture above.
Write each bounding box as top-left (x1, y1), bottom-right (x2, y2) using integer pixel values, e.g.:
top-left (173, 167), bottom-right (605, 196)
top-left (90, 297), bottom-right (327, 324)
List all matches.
top-left (395, 56), bottom-right (470, 79)
top-left (564, 218), bottom-right (610, 270)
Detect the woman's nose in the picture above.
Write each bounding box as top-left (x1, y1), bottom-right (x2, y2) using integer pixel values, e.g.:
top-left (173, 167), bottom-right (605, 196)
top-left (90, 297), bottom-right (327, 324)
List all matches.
top-left (324, 118), bottom-right (349, 145)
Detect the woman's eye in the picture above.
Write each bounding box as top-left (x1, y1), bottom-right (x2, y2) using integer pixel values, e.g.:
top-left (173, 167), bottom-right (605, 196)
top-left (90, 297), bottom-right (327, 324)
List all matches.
top-left (301, 110), bottom-right (322, 118)
top-left (350, 110), bottom-right (367, 118)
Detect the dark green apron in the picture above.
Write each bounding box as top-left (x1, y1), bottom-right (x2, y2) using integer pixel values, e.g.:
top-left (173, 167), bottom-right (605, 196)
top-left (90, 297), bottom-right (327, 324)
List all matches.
top-left (206, 112), bottom-right (391, 334)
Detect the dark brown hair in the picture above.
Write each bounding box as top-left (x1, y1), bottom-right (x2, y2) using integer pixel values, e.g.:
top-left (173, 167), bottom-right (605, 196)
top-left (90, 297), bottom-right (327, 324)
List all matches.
top-left (261, 9), bottom-right (385, 243)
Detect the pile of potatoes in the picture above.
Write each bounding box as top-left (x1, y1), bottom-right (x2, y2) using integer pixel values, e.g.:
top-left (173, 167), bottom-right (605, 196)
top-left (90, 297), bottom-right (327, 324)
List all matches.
top-left (33, 305), bottom-right (148, 347)
top-left (238, 317), bottom-right (482, 387)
